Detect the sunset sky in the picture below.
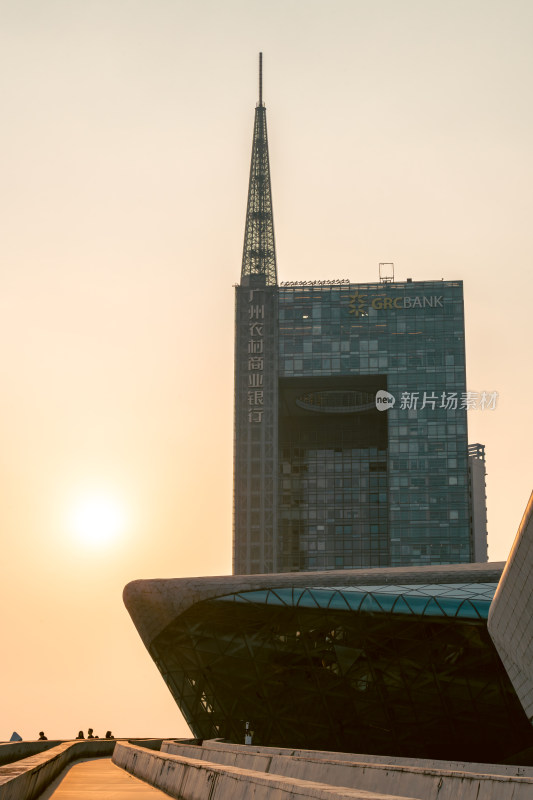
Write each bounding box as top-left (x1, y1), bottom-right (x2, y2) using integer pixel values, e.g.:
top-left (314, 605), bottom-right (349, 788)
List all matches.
top-left (1, 0), bottom-right (532, 741)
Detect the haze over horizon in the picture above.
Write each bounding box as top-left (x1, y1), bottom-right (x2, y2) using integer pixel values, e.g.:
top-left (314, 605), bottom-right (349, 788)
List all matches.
top-left (1, 0), bottom-right (532, 741)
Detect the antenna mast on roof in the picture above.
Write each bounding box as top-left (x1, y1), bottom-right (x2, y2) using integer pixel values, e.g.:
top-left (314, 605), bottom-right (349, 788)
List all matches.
top-left (259, 52), bottom-right (263, 106)
top-left (240, 52), bottom-right (277, 286)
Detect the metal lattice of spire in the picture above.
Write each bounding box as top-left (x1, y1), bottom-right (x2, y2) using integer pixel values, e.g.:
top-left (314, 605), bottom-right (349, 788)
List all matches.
top-left (241, 53), bottom-right (277, 286)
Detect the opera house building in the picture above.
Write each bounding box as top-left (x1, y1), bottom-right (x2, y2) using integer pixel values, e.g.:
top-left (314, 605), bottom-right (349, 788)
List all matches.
top-left (124, 492), bottom-right (533, 766)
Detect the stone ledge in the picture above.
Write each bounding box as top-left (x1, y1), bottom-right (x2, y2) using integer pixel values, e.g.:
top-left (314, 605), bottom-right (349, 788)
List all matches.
top-left (160, 740), bottom-right (533, 800)
top-left (178, 739), bottom-right (533, 778)
top-left (112, 741), bottom-right (424, 800)
top-left (0, 743), bottom-right (62, 769)
top-left (0, 741), bottom-right (114, 800)
top-left (0, 739), bottom-right (163, 800)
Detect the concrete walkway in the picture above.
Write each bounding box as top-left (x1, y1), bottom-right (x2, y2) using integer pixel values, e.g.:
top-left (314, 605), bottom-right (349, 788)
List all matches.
top-left (37, 757), bottom-right (173, 799)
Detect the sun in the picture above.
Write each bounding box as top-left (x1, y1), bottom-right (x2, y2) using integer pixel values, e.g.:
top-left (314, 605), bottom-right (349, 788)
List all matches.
top-left (69, 493), bottom-right (126, 547)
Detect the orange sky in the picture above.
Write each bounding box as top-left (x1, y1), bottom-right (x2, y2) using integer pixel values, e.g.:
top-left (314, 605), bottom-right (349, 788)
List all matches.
top-left (1, 0), bottom-right (532, 741)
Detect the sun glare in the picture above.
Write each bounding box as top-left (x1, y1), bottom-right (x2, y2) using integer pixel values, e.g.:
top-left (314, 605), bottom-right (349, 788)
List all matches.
top-left (69, 493), bottom-right (126, 547)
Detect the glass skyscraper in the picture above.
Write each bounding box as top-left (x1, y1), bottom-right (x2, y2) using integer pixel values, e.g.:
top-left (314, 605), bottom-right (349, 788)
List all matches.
top-left (234, 58), bottom-right (476, 575)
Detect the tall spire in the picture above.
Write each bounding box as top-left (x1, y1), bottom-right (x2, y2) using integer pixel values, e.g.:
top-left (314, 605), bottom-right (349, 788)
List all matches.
top-left (241, 52), bottom-right (277, 286)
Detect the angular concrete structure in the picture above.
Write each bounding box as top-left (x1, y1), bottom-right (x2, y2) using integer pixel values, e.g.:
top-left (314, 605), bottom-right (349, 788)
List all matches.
top-left (124, 562), bottom-right (503, 653)
top-left (488, 492), bottom-right (533, 725)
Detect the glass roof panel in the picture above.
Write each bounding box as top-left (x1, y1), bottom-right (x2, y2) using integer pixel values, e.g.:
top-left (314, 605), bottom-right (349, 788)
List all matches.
top-left (213, 583), bottom-right (497, 620)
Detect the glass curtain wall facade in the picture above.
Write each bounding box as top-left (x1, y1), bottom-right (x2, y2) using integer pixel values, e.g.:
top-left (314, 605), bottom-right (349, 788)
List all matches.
top-left (147, 581), bottom-right (533, 762)
top-left (234, 279), bottom-right (472, 574)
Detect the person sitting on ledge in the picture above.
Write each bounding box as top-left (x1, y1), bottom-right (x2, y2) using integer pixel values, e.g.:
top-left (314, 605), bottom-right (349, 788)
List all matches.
top-left (76, 731), bottom-right (84, 739)
top-left (105, 731), bottom-right (113, 739)
top-left (87, 728), bottom-right (94, 739)
top-left (38, 732), bottom-right (47, 740)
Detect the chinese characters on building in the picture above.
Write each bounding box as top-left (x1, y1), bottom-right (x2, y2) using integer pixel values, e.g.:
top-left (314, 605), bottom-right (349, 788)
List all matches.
top-left (247, 292), bottom-right (265, 423)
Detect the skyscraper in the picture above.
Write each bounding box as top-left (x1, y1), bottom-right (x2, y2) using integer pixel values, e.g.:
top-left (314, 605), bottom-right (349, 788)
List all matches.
top-left (469, 443), bottom-right (489, 562)
top-left (233, 56), bottom-right (481, 575)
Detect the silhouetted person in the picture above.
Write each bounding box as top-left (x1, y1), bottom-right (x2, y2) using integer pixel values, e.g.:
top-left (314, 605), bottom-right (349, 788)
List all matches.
top-left (76, 731), bottom-right (84, 739)
top-left (87, 728), bottom-right (94, 739)
top-left (105, 731), bottom-right (113, 739)
top-left (38, 732), bottom-right (47, 740)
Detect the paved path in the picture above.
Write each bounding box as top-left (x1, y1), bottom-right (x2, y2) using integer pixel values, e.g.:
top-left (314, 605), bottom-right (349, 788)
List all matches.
top-left (37, 757), bottom-right (173, 798)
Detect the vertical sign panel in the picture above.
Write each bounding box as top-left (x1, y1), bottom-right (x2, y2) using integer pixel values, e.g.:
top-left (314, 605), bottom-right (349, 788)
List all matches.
top-left (233, 285), bottom-right (278, 574)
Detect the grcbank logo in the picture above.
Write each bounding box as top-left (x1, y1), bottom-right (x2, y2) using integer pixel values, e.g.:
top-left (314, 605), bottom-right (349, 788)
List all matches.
top-left (348, 291), bottom-right (368, 317)
top-left (349, 293), bottom-right (443, 315)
